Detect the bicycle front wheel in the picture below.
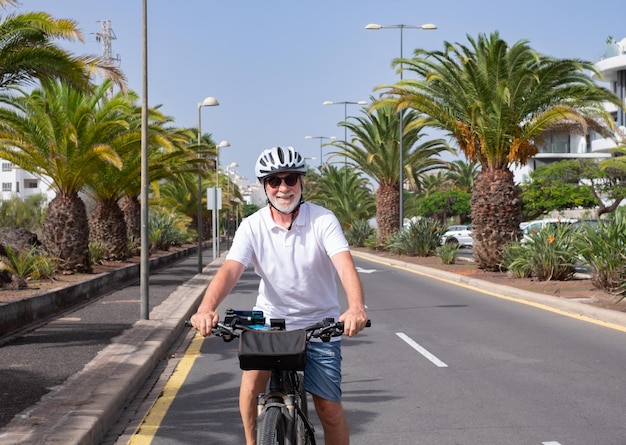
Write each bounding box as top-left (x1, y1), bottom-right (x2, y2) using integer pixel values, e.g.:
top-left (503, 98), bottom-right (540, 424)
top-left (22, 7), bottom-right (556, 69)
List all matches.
top-left (257, 406), bottom-right (287, 445)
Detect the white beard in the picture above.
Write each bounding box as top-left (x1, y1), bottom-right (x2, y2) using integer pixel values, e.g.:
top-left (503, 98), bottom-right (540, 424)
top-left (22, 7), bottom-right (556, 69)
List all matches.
top-left (268, 188), bottom-right (302, 214)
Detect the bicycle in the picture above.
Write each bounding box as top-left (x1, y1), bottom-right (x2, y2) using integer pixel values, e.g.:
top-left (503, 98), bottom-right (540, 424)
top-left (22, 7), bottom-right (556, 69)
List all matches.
top-left (188, 308), bottom-right (369, 445)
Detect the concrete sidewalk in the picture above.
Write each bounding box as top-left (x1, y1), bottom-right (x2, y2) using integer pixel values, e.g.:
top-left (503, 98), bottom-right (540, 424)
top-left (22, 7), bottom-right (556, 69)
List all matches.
top-left (0, 248), bottom-right (225, 445)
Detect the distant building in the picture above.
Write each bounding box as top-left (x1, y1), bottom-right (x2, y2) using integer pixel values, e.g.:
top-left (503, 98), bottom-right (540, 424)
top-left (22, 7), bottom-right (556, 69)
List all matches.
top-left (0, 161), bottom-right (54, 201)
top-left (514, 36), bottom-right (626, 184)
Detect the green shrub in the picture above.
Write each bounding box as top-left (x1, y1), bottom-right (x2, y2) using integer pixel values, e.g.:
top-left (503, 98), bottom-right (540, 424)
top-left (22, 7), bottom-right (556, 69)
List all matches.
top-left (32, 255), bottom-right (56, 280)
top-left (0, 194), bottom-right (47, 235)
top-left (503, 224), bottom-right (577, 281)
top-left (148, 207), bottom-right (193, 251)
top-left (89, 241), bottom-right (108, 265)
top-left (438, 243), bottom-right (459, 264)
top-left (0, 246), bottom-right (47, 288)
top-left (387, 218), bottom-right (445, 257)
top-left (574, 212), bottom-right (626, 295)
top-left (364, 233), bottom-right (377, 250)
top-left (345, 219), bottom-right (375, 247)
top-left (501, 242), bottom-right (532, 278)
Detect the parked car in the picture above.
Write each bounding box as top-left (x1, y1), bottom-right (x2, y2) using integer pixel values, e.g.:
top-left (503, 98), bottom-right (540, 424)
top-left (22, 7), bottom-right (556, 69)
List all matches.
top-left (441, 224), bottom-right (473, 248)
top-left (520, 217), bottom-right (578, 242)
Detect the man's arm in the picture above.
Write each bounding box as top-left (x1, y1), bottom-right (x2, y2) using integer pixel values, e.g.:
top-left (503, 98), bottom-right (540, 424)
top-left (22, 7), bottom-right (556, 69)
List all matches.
top-left (191, 259), bottom-right (246, 336)
top-left (331, 250), bottom-right (368, 337)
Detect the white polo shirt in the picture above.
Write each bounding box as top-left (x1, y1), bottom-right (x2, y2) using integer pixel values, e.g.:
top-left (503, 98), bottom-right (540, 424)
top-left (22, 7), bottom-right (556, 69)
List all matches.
top-left (226, 202), bottom-right (349, 330)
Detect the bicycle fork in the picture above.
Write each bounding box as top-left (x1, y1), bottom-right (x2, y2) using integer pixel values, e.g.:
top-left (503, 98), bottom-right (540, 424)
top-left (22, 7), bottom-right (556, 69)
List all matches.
top-left (257, 392), bottom-right (297, 442)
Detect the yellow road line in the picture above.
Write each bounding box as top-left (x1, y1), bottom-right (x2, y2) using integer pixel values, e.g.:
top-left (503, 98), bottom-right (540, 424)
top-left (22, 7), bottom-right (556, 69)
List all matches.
top-left (127, 332), bottom-right (204, 445)
top-left (356, 252), bottom-right (626, 334)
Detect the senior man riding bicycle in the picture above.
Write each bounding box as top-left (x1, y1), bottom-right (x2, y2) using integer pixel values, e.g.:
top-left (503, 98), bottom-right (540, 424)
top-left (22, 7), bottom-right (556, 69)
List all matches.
top-left (191, 145), bottom-right (368, 445)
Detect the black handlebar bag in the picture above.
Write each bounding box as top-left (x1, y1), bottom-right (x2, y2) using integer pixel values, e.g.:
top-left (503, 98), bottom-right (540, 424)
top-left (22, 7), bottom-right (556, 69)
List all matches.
top-left (238, 329), bottom-right (307, 371)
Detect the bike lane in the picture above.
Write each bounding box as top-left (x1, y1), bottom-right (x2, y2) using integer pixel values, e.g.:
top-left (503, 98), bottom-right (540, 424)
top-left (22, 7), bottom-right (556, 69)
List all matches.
top-left (120, 265), bottom-right (375, 445)
top-left (125, 269), bottom-right (257, 445)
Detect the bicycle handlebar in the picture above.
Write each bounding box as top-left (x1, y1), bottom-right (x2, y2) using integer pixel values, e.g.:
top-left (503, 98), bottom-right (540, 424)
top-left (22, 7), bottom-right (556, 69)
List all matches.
top-left (185, 310), bottom-right (371, 343)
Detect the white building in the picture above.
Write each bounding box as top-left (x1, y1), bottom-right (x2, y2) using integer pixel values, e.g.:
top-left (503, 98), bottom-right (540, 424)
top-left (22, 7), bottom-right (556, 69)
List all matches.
top-left (0, 161), bottom-right (54, 202)
top-left (514, 36), bottom-right (626, 184)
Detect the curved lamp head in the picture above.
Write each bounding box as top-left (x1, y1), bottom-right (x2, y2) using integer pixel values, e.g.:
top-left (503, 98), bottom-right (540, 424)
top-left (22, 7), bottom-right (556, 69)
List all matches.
top-left (200, 96), bottom-right (219, 107)
top-left (217, 140), bottom-right (230, 148)
top-left (365, 23), bottom-right (437, 30)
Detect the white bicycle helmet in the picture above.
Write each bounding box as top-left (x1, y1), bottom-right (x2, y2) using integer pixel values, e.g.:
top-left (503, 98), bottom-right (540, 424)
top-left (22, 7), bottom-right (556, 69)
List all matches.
top-left (255, 146), bottom-right (307, 181)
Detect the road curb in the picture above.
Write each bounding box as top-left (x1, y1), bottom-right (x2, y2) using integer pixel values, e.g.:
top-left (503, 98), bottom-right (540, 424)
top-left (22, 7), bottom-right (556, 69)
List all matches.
top-left (351, 250), bottom-right (626, 331)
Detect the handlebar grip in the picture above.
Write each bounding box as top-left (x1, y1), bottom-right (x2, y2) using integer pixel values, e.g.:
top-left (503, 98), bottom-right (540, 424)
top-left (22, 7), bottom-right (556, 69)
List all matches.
top-left (365, 319), bottom-right (372, 328)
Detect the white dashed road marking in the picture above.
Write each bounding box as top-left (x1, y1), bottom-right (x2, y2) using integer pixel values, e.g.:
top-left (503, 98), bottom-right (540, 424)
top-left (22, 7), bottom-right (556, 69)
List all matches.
top-left (396, 332), bottom-right (448, 367)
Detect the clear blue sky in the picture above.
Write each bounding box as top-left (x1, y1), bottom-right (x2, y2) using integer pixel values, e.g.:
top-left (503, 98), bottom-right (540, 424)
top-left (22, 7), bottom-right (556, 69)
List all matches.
top-left (19, 0), bottom-right (626, 182)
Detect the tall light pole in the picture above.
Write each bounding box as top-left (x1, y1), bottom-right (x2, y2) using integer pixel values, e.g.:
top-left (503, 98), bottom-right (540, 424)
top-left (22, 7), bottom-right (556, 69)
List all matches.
top-left (214, 140), bottom-right (230, 260)
top-left (323, 100), bottom-right (367, 184)
top-left (140, 0), bottom-right (149, 319)
top-left (365, 22), bottom-right (437, 229)
top-left (196, 96), bottom-right (220, 273)
top-left (305, 135), bottom-right (336, 168)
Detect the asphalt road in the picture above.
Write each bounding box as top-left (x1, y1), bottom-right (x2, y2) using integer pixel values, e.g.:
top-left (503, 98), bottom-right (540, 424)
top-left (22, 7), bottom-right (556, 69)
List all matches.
top-left (126, 255), bottom-right (626, 445)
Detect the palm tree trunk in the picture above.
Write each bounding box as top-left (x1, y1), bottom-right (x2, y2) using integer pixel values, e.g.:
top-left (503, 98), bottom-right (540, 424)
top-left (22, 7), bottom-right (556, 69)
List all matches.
top-left (471, 168), bottom-right (522, 271)
top-left (121, 195), bottom-right (141, 244)
top-left (42, 192), bottom-right (92, 273)
top-left (89, 199), bottom-right (129, 260)
top-left (376, 183), bottom-right (400, 247)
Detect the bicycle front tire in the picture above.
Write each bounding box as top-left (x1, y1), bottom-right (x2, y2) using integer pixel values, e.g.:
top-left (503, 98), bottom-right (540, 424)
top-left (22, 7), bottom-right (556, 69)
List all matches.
top-left (258, 405), bottom-right (287, 445)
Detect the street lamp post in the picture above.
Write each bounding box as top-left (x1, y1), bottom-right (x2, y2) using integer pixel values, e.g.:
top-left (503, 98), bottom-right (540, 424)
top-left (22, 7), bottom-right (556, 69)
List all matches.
top-left (140, 0), bottom-right (149, 319)
top-left (214, 140), bottom-right (230, 260)
top-left (365, 22), bottom-right (437, 229)
top-left (305, 135), bottom-right (336, 168)
top-left (323, 100), bottom-right (367, 184)
top-left (196, 96), bottom-right (220, 273)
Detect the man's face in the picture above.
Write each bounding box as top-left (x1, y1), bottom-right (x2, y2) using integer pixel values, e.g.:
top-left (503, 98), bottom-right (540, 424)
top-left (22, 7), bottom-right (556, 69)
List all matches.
top-left (264, 173), bottom-right (302, 214)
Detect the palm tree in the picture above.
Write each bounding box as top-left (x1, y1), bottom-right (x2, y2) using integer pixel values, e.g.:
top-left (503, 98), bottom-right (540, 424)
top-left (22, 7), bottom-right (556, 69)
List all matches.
top-left (333, 101), bottom-right (452, 245)
top-left (382, 32), bottom-right (622, 270)
top-left (0, 80), bottom-right (124, 272)
top-left (84, 96), bottom-right (196, 259)
top-left (446, 160), bottom-right (480, 193)
top-left (306, 165), bottom-right (375, 229)
top-left (0, 2), bottom-right (125, 92)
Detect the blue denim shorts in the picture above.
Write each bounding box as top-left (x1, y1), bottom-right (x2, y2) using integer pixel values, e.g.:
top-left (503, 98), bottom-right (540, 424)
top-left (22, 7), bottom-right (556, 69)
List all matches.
top-left (303, 340), bottom-right (342, 403)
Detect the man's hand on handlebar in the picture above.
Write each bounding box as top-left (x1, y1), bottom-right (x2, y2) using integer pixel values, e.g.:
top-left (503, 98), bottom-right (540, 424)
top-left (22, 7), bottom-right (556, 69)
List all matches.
top-left (190, 311), bottom-right (219, 337)
top-left (338, 306), bottom-right (368, 337)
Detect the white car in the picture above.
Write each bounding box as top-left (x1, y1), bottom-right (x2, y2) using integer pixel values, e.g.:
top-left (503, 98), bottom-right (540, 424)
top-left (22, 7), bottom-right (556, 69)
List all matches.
top-left (521, 217), bottom-right (578, 242)
top-left (441, 224), bottom-right (473, 248)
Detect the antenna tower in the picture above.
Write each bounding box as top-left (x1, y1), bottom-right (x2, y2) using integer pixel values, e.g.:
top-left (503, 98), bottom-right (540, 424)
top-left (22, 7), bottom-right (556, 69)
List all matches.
top-left (95, 20), bottom-right (121, 98)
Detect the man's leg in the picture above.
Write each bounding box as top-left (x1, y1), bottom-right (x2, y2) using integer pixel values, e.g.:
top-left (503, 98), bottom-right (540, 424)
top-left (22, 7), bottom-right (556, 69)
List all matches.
top-left (312, 394), bottom-right (350, 445)
top-left (303, 341), bottom-right (347, 444)
top-left (239, 370), bottom-right (270, 445)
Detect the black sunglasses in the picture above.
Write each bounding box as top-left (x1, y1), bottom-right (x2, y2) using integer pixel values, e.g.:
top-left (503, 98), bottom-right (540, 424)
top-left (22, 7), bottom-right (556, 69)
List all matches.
top-left (265, 174), bottom-right (301, 188)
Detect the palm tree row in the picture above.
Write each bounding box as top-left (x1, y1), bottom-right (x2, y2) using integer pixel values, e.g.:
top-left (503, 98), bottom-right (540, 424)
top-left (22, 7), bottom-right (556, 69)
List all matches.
top-left (373, 32), bottom-right (622, 270)
top-left (0, 79), bottom-right (214, 272)
top-left (0, 3), bottom-right (229, 273)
